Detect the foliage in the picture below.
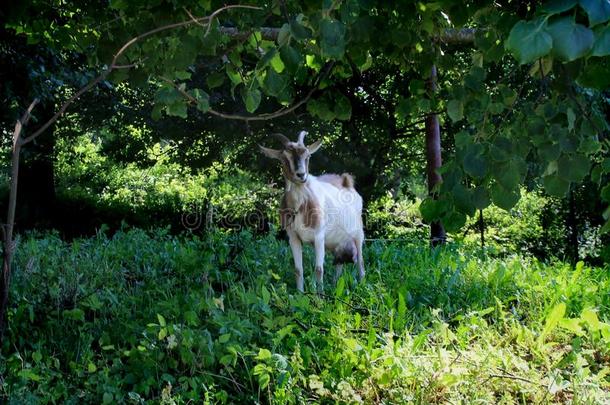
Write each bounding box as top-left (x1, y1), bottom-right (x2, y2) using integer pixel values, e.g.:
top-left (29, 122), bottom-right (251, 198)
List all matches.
top-left (458, 189), bottom-right (570, 258)
top-left (427, 0), bottom-right (610, 233)
top-left (54, 133), bottom-right (279, 232)
top-left (4, 0), bottom-right (610, 235)
top-left (1, 229), bottom-right (609, 403)
top-left (366, 193), bottom-right (428, 240)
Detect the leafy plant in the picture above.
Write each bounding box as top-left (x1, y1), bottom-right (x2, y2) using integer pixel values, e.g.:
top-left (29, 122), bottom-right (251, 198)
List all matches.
top-left (1, 230), bottom-right (609, 403)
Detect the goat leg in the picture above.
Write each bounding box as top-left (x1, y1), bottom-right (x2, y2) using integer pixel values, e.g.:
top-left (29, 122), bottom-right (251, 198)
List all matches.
top-left (287, 231), bottom-right (304, 292)
top-left (356, 235), bottom-right (365, 281)
top-left (314, 233), bottom-right (325, 293)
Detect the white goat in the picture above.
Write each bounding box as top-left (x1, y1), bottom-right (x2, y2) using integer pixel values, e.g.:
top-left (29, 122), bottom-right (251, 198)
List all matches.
top-left (260, 130), bottom-right (365, 292)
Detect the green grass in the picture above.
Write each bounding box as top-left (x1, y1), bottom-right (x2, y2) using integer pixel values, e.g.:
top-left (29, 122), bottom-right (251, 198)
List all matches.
top-left (1, 229), bottom-right (609, 404)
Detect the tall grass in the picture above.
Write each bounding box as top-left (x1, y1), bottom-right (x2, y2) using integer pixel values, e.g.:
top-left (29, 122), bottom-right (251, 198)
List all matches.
top-left (1, 229), bottom-right (609, 403)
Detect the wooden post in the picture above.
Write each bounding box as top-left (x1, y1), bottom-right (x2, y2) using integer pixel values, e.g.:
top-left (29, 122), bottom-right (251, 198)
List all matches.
top-left (425, 65), bottom-right (446, 246)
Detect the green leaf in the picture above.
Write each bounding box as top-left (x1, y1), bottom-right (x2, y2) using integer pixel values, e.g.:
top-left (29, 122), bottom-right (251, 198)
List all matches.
top-left (258, 372), bottom-right (271, 389)
top-left (270, 52), bottom-right (285, 73)
top-left (543, 174), bottom-right (570, 196)
top-left (395, 98), bottom-right (412, 120)
top-left (158, 327), bottom-right (167, 340)
top-left (190, 89), bottom-right (210, 113)
top-left (447, 100), bottom-right (464, 122)
top-left (88, 362), bottom-right (97, 373)
top-left (280, 46), bottom-right (302, 72)
top-left (334, 93), bottom-right (352, 120)
top-left (472, 187), bottom-right (491, 209)
top-left (256, 348), bottom-right (272, 360)
top-left (264, 69), bottom-right (287, 97)
top-left (495, 163), bottom-right (521, 190)
top-left (506, 18), bottom-right (553, 64)
top-left (259, 48), bottom-right (277, 69)
top-left (206, 72), bottom-right (225, 89)
top-left (307, 97), bottom-right (335, 121)
top-left (543, 0), bottom-right (578, 14)
top-left (463, 151), bottom-right (487, 178)
top-left (539, 142), bottom-right (562, 161)
top-left (32, 351), bottom-right (42, 362)
top-left (320, 18), bottom-right (346, 59)
top-left (336, 276), bottom-right (345, 297)
top-left (290, 18), bottom-right (312, 41)
top-left (547, 17), bottom-right (594, 61)
top-left (226, 65), bottom-right (242, 85)
top-left (539, 302), bottom-right (566, 344)
top-left (559, 318), bottom-right (585, 335)
top-left (567, 107), bottom-right (576, 131)
top-left (157, 314), bottom-right (166, 327)
top-left (581, 307), bottom-right (602, 330)
top-left (219, 354), bottom-right (234, 366)
top-left (102, 393), bottom-right (114, 404)
top-left (155, 87), bottom-right (183, 105)
top-left (278, 23), bottom-right (291, 46)
top-left (261, 286), bottom-right (270, 305)
top-left (558, 153), bottom-right (591, 182)
top-left (243, 88), bottom-right (261, 113)
top-left (419, 198), bottom-right (443, 222)
top-left (442, 210), bottom-right (467, 232)
top-left (579, 0), bottom-right (610, 26)
top-left (166, 101), bottom-right (188, 118)
top-left (184, 310), bottom-right (198, 326)
top-left (391, 29), bottom-right (412, 48)
top-left (151, 104), bottom-right (163, 121)
top-left (18, 370), bottom-right (41, 381)
top-left (592, 26), bottom-right (610, 56)
top-left (491, 183), bottom-right (520, 210)
top-left (218, 333), bottom-right (231, 344)
top-left (452, 184), bottom-right (475, 216)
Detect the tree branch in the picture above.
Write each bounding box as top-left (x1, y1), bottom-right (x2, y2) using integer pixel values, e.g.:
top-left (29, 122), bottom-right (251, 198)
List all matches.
top-left (219, 26), bottom-right (477, 45)
top-left (21, 4), bottom-right (262, 146)
top-left (160, 62), bottom-right (335, 122)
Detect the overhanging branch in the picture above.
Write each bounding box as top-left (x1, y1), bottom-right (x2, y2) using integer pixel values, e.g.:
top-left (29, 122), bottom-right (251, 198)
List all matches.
top-left (219, 26), bottom-right (476, 45)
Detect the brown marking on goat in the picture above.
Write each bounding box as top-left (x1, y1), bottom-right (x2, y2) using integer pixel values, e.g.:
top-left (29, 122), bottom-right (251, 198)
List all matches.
top-left (318, 173), bottom-right (355, 189)
top-left (298, 196), bottom-right (321, 229)
top-left (280, 157), bottom-right (291, 178)
top-left (279, 194), bottom-right (295, 229)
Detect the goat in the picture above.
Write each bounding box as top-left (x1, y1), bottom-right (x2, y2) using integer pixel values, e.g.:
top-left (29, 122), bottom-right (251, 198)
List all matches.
top-left (259, 130), bottom-right (365, 292)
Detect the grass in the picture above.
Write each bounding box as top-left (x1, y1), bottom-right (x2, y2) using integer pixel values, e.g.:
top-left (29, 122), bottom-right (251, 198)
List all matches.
top-left (1, 228), bottom-right (609, 404)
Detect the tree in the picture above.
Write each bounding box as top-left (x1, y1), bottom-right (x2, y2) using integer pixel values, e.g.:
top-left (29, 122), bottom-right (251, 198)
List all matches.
top-left (2, 0), bottom-right (610, 339)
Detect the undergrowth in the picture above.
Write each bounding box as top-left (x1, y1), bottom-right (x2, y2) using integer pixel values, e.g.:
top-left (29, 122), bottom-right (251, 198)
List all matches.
top-left (1, 228), bottom-right (609, 403)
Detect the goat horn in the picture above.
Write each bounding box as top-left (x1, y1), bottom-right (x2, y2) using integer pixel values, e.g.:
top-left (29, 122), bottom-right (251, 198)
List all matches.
top-left (297, 130), bottom-right (308, 145)
top-left (271, 133), bottom-right (291, 146)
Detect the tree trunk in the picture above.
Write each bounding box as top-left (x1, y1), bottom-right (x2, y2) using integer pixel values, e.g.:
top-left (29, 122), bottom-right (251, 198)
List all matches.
top-left (0, 100), bottom-right (36, 341)
top-left (478, 209), bottom-right (485, 249)
top-left (425, 65), bottom-right (446, 246)
top-left (567, 187), bottom-right (578, 264)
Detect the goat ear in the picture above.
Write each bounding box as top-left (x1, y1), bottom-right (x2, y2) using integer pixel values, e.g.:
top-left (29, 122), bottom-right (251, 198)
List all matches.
top-left (307, 140), bottom-right (323, 154)
top-left (259, 145), bottom-right (282, 160)
top-left (271, 133), bottom-right (291, 147)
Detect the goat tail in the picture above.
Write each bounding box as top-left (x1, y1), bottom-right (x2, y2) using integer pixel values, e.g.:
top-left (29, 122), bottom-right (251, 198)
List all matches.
top-left (341, 173), bottom-right (355, 189)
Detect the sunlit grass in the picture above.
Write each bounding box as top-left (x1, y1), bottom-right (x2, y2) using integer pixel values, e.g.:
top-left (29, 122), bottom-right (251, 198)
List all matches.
top-left (1, 229), bottom-right (609, 403)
